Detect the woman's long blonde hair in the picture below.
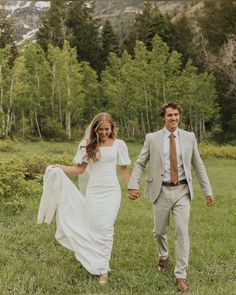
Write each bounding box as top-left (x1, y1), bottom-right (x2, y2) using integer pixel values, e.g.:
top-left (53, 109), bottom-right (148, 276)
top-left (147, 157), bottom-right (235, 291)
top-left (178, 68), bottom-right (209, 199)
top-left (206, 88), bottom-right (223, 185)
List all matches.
top-left (83, 113), bottom-right (116, 161)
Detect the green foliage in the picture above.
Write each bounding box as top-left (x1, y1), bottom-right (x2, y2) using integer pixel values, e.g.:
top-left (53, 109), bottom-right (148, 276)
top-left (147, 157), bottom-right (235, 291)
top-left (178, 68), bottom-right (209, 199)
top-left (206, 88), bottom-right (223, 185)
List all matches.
top-left (199, 143), bottom-right (236, 160)
top-left (102, 35), bottom-right (218, 139)
top-left (0, 160), bottom-right (32, 213)
top-left (0, 7), bottom-right (15, 48)
top-left (195, 0), bottom-right (236, 139)
top-left (66, 0), bottom-right (102, 72)
top-left (101, 20), bottom-right (119, 67)
top-left (0, 152), bottom-right (72, 213)
top-left (0, 139), bottom-right (18, 151)
top-left (121, 2), bottom-right (181, 57)
top-left (36, 0), bottom-right (68, 51)
top-left (23, 154), bottom-right (71, 180)
top-left (198, 0), bottom-right (236, 54)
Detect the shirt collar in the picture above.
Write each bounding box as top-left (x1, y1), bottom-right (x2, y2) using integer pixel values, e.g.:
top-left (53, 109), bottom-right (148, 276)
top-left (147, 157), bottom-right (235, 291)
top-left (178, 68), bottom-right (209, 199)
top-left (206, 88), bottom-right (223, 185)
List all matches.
top-left (163, 127), bottom-right (179, 138)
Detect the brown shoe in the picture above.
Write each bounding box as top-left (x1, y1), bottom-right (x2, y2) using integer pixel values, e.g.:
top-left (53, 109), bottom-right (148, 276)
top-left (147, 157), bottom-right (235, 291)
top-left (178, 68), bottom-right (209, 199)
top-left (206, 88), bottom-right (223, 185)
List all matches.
top-left (176, 278), bottom-right (189, 292)
top-left (157, 258), bottom-right (169, 272)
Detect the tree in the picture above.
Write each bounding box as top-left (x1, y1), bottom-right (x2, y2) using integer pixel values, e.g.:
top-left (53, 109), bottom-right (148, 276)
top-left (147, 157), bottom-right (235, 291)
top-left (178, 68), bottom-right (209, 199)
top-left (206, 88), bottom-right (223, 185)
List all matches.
top-left (66, 0), bottom-right (102, 72)
top-left (102, 35), bottom-right (218, 139)
top-left (121, 2), bottom-right (177, 56)
top-left (196, 0), bottom-right (236, 140)
top-left (100, 20), bottom-right (119, 67)
top-left (173, 13), bottom-right (194, 65)
top-left (36, 0), bottom-right (68, 52)
top-left (47, 41), bottom-right (85, 139)
top-left (0, 6), bottom-right (15, 48)
top-left (21, 42), bottom-right (51, 139)
top-left (198, 0), bottom-right (236, 54)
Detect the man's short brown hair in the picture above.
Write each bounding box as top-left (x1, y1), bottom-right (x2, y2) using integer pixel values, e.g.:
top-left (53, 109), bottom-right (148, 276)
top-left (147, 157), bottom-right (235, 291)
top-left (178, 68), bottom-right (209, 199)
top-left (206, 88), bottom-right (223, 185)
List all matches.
top-left (160, 101), bottom-right (182, 118)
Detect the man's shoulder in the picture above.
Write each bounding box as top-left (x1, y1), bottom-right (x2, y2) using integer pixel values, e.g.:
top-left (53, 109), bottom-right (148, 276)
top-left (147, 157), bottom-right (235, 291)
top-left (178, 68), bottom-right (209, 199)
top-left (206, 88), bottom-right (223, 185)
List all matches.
top-left (145, 130), bottom-right (163, 141)
top-left (178, 128), bottom-right (195, 137)
top-left (146, 129), bottom-right (163, 137)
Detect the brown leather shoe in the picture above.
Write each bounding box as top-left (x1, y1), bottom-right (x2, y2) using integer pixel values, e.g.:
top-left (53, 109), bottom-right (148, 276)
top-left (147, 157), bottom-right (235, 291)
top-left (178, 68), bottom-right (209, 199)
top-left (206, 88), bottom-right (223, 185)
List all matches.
top-left (157, 258), bottom-right (169, 272)
top-left (176, 278), bottom-right (189, 292)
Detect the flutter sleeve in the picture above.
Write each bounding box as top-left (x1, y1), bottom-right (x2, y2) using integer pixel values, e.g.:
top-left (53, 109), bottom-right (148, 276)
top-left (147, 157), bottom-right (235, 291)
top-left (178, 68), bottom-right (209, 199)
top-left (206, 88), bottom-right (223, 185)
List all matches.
top-left (117, 139), bottom-right (131, 166)
top-left (73, 140), bottom-right (88, 165)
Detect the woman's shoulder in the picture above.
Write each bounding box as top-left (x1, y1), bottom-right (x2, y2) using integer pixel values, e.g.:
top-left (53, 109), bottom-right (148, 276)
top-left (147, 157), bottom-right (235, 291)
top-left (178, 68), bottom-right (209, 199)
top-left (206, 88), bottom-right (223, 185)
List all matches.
top-left (115, 138), bottom-right (126, 145)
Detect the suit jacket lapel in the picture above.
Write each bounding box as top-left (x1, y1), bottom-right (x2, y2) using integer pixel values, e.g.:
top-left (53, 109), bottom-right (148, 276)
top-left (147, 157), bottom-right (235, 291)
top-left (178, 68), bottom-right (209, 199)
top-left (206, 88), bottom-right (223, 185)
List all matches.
top-left (156, 129), bottom-right (164, 167)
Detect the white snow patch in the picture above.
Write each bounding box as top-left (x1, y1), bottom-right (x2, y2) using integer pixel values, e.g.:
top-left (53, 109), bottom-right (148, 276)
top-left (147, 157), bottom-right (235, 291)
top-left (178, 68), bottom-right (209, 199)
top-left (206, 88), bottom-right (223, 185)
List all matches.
top-left (17, 28), bottom-right (38, 45)
top-left (35, 1), bottom-right (50, 9)
top-left (5, 1), bottom-right (32, 12)
top-left (5, 1), bottom-right (21, 13)
top-left (20, 2), bottom-right (32, 9)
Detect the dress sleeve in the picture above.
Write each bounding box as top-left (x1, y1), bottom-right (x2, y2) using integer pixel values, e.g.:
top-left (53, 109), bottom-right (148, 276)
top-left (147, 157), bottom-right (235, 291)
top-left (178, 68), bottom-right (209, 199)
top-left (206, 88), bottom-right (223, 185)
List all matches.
top-left (73, 140), bottom-right (88, 165)
top-left (117, 139), bottom-right (131, 166)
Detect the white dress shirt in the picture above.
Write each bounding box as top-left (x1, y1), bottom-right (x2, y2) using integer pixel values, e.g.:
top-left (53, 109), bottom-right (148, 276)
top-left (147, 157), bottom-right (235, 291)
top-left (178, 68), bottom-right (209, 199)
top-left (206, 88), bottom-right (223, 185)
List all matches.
top-left (163, 127), bottom-right (186, 182)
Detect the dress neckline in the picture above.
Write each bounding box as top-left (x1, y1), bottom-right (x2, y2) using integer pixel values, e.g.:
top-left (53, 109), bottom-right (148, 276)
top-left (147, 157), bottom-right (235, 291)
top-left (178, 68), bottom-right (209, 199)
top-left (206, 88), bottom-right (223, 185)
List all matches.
top-left (99, 139), bottom-right (116, 148)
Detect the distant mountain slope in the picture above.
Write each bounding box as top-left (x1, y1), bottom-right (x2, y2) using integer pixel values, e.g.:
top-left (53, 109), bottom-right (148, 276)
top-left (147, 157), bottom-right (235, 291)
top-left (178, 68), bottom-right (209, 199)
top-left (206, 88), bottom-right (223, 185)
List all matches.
top-left (1, 0), bottom-right (202, 44)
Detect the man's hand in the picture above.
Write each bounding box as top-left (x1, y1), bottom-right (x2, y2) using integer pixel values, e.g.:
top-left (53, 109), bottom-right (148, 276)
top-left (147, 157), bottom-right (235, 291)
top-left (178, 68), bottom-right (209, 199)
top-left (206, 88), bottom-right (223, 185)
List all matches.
top-left (207, 196), bottom-right (214, 207)
top-left (128, 189), bottom-right (140, 200)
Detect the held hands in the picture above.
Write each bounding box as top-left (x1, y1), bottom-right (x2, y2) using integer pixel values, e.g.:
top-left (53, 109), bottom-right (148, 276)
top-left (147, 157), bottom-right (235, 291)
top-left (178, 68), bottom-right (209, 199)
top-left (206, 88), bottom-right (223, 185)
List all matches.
top-left (207, 196), bottom-right (214, 207)
top-left (128, 189), bottom-right (140, 200)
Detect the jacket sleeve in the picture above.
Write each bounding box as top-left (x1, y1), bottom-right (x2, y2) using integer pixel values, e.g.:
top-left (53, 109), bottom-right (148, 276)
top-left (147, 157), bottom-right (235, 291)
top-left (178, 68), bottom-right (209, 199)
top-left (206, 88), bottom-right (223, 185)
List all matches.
top-left (127, 134), bottom-right (150, 190)
top-left (191, 133), bottom-right (213, 197)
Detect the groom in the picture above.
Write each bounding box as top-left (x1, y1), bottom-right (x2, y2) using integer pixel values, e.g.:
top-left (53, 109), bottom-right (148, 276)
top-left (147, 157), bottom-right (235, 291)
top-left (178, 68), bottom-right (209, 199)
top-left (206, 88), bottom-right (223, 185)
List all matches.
top-left (128, 101), bottom-right (214, 292)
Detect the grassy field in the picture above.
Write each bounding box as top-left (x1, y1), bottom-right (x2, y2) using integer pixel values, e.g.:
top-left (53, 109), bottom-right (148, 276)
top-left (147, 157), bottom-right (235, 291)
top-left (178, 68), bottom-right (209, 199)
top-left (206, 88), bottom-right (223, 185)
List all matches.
top-left (0, 141), bottom-right (236, 294)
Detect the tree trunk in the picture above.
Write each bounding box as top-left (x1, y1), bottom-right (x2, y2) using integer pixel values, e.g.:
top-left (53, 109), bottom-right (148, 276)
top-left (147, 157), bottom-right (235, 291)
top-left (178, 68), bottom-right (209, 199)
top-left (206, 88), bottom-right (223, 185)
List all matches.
top-left (5, 78), bottom-right (14, 137)
top-left (145, 94), bottom-right (151, 133)
top-left (35, 108), bottom-right (42, 139)
top-left (22, 110), bottom-right (25, 138)
top-left (66, 109), bottom-right (71, 140)
top-left (66, 69), bottom-right (71, 140)
top-left (51, 63), bottom-right (56, 120)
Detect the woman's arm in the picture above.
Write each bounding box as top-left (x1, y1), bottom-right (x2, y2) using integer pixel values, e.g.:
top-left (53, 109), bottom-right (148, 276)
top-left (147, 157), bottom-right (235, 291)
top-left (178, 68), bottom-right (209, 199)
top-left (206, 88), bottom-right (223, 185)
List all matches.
top-left (53, 163), bottom-right (87, 174)
top-left (118, 165), bottom-right (130, 184)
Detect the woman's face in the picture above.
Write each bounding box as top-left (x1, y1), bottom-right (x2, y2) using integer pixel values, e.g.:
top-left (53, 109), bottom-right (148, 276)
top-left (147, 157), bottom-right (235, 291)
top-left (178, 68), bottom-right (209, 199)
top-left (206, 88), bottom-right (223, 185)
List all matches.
top-left (97, 121), bottom-right (112, 142)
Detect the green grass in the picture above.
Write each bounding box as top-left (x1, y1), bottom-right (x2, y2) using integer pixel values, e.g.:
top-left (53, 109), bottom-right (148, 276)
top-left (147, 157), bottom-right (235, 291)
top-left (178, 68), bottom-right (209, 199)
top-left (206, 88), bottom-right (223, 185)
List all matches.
top-left (0, 142), bottom-right (236, 294)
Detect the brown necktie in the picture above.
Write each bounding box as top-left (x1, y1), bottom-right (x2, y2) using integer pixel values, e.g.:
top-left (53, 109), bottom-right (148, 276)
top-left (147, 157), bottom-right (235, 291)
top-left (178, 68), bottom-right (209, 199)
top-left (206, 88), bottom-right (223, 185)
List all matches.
top-left (169, 133), bottom-right (179, 184)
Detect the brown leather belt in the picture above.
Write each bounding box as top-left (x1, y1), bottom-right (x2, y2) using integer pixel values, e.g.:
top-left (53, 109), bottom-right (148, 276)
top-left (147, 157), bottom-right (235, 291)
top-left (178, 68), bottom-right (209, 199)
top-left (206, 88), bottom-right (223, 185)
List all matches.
top-left (162, 179), bottom-right (188, 186)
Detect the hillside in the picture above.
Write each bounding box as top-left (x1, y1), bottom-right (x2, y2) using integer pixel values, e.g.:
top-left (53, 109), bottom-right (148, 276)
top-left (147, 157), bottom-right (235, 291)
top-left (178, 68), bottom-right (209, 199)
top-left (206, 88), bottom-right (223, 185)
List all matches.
top-left (1, 0), bottom-right (202, 44)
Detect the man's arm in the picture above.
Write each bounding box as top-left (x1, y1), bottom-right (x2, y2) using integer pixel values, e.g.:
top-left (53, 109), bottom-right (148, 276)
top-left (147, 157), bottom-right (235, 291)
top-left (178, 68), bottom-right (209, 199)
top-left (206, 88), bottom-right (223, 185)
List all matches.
top-left (128, 134), bottom-right (151, 199)
top-left (191, 134), bottom-right (214, 206)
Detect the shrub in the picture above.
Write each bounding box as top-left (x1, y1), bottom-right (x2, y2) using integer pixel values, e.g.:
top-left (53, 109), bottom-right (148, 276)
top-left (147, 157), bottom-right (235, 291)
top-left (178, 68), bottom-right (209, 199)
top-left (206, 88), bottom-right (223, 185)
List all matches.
top-left (0, 139), bottom-right (19, 152)
top-left (199, 144), bottom-right (236, 159)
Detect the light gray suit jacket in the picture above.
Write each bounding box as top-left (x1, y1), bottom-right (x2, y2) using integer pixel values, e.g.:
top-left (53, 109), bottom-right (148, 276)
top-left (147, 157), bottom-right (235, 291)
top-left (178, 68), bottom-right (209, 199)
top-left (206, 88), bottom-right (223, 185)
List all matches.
top-left (128, 128), bottom-right (213, 203)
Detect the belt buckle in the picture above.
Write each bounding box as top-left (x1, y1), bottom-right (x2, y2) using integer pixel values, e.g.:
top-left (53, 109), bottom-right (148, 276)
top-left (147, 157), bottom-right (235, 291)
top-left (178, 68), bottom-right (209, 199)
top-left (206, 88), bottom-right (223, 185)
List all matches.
top-left (171, 181), bottom-right (180, 186)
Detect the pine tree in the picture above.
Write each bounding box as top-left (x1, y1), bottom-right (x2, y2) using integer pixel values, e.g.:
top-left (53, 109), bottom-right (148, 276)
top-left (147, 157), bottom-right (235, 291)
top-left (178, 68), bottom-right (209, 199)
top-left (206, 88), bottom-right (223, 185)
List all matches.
top-left (198, 0), bottom-right (236, 54)
top-left (173, 13), bottom-right (194, 65)
top-left (0, 6), bottom-right (15, 48)
top-left (66, 0), bottom-right (102, 72)
top-left (36, 0), bottom-right (68, 52)
top-left (101, 20), bottom-right (118, 66)
top-left (121, 2), bottom-right (177, 55)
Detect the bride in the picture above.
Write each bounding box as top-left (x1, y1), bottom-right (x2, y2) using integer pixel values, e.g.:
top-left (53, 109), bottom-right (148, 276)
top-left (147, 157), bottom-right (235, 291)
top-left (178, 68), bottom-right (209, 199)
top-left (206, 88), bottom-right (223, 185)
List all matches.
top-left (37, 112), bottom-right (131, 284)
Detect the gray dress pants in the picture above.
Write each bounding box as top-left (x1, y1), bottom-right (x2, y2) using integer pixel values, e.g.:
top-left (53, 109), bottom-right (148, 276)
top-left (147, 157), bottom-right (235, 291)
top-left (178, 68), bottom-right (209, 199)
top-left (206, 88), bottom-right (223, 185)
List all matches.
top-left (153, 184), bottom-right (191, 278)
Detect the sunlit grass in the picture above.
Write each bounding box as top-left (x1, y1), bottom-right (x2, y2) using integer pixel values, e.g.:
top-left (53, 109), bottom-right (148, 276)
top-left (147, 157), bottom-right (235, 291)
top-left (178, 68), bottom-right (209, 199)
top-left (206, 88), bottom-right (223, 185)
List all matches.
top-left (0, 142), bottom-right (236, 294)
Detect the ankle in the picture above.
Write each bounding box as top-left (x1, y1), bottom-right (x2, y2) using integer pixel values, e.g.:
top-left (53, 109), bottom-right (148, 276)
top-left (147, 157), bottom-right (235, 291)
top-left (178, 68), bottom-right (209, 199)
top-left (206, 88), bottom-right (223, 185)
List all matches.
top-left (98, 273), bottom-right (108, 284)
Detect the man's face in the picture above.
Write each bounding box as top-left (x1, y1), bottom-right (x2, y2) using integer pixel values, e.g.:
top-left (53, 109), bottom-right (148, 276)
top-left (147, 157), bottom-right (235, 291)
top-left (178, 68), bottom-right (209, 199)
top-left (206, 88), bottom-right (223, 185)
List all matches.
top-left (163, 107), bottom-right (180, 132)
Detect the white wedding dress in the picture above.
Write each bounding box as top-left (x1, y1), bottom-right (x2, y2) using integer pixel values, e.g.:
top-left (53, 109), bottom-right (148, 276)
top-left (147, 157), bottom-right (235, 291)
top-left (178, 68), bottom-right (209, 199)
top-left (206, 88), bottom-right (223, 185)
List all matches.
top-left (37, 139), bottom-right (130, 275)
